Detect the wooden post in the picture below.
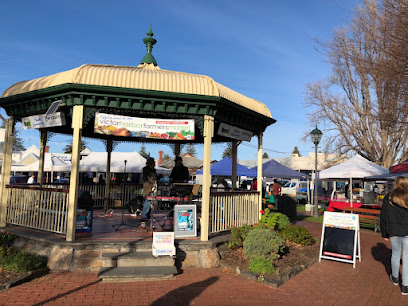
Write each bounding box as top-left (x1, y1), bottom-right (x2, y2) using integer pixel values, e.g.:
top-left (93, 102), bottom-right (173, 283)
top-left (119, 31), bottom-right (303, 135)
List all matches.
top-left (104, 139), bottom-right (112, 210)
top-left (66, 106), bottom-right (84, 242)
top-left (175, 143), bottom-right (181, 157)
top-left (200, 115), bottom-right (214, 241)
top-left (37, 130), bottom-right (47, 186)
top-left (0, 118), bottom-right (14, 227)
top-left (231, 140), bottom-right (238, 190)
top-left (257, 133), bottom-right (263, 218)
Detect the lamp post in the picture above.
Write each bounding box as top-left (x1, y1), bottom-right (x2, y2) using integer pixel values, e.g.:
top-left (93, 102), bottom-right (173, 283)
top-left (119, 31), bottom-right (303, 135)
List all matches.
top-left (310, 126), bottom-right (323, 218)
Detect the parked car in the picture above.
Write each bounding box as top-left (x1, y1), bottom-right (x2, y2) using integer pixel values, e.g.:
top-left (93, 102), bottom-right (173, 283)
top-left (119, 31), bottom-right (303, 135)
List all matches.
top-left (10, 175), bottom-right (28, 184)
top-left (53, 178), bottom-right (69, 184)
top-left (281, 180), bottom-right (308, 201)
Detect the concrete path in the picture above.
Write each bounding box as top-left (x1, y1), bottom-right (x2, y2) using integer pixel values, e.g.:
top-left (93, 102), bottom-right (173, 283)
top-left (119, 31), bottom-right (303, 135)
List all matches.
top-left (0, 221), bottom-right (407, 305)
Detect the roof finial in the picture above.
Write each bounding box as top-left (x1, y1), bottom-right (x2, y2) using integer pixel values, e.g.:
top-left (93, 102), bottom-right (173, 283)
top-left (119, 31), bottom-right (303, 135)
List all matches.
top-left (140, 26), bottom-right (158, 66)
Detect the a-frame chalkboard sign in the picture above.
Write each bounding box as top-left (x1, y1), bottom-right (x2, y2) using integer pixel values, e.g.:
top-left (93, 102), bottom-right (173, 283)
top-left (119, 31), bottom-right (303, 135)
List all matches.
top-left (319, 211), bottom-right (361, 268)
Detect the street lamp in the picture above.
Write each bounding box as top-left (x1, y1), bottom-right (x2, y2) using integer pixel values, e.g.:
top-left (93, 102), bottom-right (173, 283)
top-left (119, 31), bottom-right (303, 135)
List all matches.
top-left (310, 126), bottom-right (323, 218)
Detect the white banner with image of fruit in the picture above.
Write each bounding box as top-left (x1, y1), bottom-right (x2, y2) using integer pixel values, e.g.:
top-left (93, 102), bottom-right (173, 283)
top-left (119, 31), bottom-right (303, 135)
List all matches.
top-left (94, 113), bottom-right (195, 140)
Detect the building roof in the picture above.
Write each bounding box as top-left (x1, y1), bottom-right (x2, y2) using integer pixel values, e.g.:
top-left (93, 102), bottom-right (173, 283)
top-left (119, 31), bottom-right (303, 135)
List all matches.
top-left (1, 63), bottom-right (272, 119)
top-left (161, 155), bottom-right (203, 170)
top-left (240, 153), bottom-right (347, 172)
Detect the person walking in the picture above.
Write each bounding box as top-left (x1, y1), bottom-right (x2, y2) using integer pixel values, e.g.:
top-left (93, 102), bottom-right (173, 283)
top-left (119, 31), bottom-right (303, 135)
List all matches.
top-left (380, 176), bottom-right (408, 295)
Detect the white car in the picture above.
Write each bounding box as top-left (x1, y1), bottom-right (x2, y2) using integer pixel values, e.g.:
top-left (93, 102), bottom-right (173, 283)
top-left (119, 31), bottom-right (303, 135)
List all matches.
top-left (281, 180), bottom-right (308, 200)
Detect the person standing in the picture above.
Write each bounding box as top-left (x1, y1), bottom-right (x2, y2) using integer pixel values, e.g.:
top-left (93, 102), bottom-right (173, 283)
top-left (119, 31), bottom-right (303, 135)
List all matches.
top-left (345, 183), bottom-right (350, 201)
top-left (141, 157), bottom-right (157, 221)
top-left (250, 178), bottom-right (257, 190)
top-left (27, 174), bottom-right (36, 184)
top-left (271, 179), bottom-right (282, 206)
top-left (380, 176), bottom-right (408, 295)
top-left (170, 156), bottom-right (189, 183)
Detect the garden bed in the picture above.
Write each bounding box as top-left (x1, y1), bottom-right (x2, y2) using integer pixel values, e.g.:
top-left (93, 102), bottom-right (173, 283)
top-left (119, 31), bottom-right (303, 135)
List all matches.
top-left (0, 231), bottom-right (48, 290)
top-left (0, 269), bottom-right (23, 286)
top-left (220, 241), bottom-right (320, 287)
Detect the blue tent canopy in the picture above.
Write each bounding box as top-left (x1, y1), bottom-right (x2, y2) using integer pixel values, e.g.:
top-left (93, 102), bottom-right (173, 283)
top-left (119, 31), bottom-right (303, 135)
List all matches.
top-left (252, 159), bottom-right (307, 179)
top-left (196, 157), bottom-right (256, 177)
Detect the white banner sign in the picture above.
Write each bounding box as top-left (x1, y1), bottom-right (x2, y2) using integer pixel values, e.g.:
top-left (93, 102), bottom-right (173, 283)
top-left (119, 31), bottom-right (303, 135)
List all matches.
top-left (217, 122), bottom-right (253, 141)
top-left (22, 112), bottom-right (65, 129)
top-left (94, 113), bottom-right (195, 140)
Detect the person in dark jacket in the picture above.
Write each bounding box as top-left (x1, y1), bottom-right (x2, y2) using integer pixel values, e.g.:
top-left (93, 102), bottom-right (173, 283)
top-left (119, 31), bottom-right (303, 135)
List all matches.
top-left (170, 156), bottom-right (189, 183)
top-left (380, 176), bottom-right (408, 295)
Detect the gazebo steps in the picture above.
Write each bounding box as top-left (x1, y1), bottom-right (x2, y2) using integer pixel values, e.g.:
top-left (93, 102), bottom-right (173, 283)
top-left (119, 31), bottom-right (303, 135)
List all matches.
top-left (98, 250), bottom-right (177, 281)
top-left (98, 266), bottom-right (178, 282)
top-left (101, 251), bottom-right (175, 267)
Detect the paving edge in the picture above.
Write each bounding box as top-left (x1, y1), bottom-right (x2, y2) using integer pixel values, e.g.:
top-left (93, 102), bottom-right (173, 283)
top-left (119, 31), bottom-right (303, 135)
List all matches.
top-left (219, 256), bottom-right (319, 288)
top-left (0, 266), bottom-right (50, 290)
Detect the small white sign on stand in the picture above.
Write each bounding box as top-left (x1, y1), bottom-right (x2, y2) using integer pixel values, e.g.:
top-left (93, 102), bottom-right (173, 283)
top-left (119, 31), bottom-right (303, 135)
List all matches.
top-left (319, 211), bottom-right (361, 268)
top-left (152, 232), bottom-right (176, 257)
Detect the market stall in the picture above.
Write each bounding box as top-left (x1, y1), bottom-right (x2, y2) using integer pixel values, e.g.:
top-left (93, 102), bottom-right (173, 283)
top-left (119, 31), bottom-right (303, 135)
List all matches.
top-left (319, 155), bottom-right (388, 210)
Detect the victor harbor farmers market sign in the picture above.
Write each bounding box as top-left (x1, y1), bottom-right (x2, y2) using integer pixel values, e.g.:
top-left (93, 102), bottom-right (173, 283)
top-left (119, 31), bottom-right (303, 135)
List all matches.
top-left (94, 113), bottom-right (195, 140)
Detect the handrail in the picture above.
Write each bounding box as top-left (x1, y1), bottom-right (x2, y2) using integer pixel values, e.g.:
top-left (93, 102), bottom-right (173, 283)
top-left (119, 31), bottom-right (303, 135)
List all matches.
top-left (6, 184), bottom-right (69, 193)
top-left (211, 190), bottom-right (259, 196)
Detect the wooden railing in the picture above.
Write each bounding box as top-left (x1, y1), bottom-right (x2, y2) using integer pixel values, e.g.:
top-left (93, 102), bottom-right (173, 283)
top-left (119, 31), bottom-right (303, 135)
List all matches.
top-left (43, 183), bottom-right (143, 208)
top-left (107, 184), bottom-right (143, 208)
top-left (6, 185), bottom-right (69, 234)
top-left (209, 191), bottom-right (259, 234)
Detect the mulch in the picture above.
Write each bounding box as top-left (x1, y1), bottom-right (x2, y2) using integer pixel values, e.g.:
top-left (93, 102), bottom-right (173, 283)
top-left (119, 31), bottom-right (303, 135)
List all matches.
top-left (0, 269), bottom-right (22, 288)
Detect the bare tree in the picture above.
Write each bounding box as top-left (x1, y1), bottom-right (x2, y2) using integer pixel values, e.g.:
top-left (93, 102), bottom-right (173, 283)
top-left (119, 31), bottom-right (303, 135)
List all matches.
top-left (305, 0), bottom-right (408, 168)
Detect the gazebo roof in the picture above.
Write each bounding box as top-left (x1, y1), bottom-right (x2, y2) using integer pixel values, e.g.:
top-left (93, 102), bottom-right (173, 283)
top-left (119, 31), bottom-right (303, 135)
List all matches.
top-left (0, 28), bottom-right (275, 142)
top-left (1, 63), bottom-right (272, 119)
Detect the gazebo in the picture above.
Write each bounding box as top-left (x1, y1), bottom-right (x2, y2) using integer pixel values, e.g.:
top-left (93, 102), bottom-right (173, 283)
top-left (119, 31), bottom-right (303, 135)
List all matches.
top-left (0, 28), bottom-right (275, 242)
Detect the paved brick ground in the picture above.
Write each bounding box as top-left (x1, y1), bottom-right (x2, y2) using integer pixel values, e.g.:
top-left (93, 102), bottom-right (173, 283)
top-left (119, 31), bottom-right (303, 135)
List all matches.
top-left (1, 221), bottom-right (408, 305)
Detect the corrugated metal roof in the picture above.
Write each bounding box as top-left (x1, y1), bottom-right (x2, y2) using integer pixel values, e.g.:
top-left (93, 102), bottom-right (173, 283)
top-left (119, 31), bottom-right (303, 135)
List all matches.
top-left (1, 63), bottom-right (272, 118)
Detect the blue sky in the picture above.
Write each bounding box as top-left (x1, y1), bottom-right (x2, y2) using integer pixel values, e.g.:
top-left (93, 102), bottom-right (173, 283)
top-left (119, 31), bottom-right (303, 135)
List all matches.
top-left (0, 0), bottom-right (358, 161)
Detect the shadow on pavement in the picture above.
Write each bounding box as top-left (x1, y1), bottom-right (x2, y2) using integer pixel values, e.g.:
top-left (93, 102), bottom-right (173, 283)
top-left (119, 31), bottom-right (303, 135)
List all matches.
top-left (371, 242), bottom-right (391, 276)
top-left (150, 276), bottom-right (219, 306)
top-left (32, 279), bottom-right (101, 306)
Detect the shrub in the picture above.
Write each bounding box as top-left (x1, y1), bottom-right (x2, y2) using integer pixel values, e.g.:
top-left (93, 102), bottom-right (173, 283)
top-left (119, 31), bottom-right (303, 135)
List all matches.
top-left (0, 232), bottom-right (15, 262)
top-left (228, 224), bottom-right (253, 249)
top-left (0, 231), bottom-right (14, 249)
top-left (280, 225), bottom-right (316, 246)
top-left (256, 209), bottom-right (290, 231)
top-left (243, 228), bottom-right (285, 261)
top-left (1, 250), bottom-right (44, 273)
top-left (249, 256), bottom-right (276, 275)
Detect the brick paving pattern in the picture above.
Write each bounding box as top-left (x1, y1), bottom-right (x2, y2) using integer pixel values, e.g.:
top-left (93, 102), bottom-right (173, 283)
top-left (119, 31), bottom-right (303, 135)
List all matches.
top-left (1, 221), bottom-right (408, 305)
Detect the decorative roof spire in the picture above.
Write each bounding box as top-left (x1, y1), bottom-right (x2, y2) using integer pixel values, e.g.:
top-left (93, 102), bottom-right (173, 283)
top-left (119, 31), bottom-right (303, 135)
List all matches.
top-left (140, 26), bottom-right (158, 66)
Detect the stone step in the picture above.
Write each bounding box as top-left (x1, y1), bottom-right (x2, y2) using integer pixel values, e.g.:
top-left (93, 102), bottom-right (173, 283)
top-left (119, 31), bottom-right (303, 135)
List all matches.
top-left (98, 266), bottom-right (178, 281)
top-left (102, 252), bottom-right (174, 267)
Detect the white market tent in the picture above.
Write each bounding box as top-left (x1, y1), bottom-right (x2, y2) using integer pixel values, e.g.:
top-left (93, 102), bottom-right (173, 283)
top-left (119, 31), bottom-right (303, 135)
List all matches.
top-left (11, 153), bottom-right (71, 172)
top-left (319, 155), bottom-right (388, 179)
top-left (79, 152), bottom-right (170, 174)
top-left (318, 154), bottom-right (388, 201)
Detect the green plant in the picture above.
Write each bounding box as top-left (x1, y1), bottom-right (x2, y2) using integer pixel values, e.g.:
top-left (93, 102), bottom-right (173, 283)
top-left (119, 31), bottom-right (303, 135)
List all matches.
top-left (249, 256), bottom-right (276, 275)
top-left (1, 250), bottom-right (44, 273)
top-left (0, 231), bottom-right (14, 248)
top-left (243, 228), bottom-right (285, 261)
top-left (0, 231), bottom-right (14, 262)
top-left (256, 209), bottom-right (290, 231)
top-left (280, 225), bottom-right (316, 246)
top-left (228, 224), bottom-right (253, 249)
